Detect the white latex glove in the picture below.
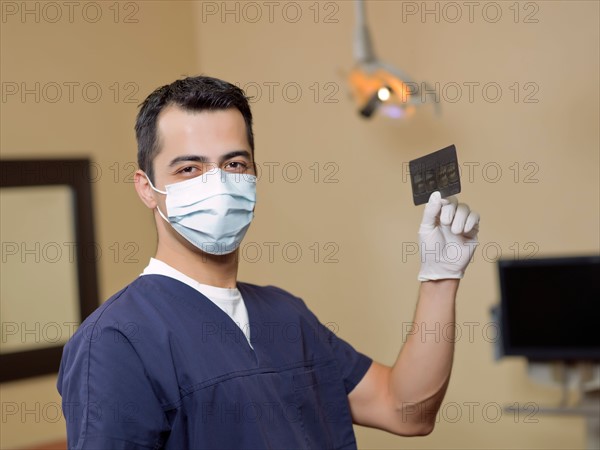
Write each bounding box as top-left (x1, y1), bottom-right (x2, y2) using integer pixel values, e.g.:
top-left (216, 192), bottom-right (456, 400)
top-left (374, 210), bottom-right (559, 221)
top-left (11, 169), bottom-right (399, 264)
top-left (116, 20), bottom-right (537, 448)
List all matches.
top-left (418, 191), bottom-right (480, 281)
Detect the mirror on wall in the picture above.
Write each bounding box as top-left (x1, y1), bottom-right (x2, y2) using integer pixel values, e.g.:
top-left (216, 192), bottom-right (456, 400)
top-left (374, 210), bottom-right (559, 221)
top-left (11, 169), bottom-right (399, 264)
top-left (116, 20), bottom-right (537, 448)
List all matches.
top-left (0, 160), bottom-right (99, 382)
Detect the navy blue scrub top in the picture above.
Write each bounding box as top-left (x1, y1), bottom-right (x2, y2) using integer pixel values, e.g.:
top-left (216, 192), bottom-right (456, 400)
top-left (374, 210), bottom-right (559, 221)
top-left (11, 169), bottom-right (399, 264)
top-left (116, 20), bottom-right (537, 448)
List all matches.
top-left (57, 275), bottom-right (372, 449)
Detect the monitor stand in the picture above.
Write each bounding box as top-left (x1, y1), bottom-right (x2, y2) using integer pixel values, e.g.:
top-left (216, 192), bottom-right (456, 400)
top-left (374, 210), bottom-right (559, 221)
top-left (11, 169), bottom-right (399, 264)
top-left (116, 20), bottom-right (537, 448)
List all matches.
top-left (504, 362), bottom-right (600, 450)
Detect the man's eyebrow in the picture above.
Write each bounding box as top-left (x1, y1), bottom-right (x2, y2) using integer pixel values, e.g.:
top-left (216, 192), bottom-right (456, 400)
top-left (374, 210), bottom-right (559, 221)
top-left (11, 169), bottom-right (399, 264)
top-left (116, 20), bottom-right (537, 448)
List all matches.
top-left (219, 150), bottom-right (252, 163)
top-left (168, 155), bottom-right (210, 166)
top-left (168, 151), bottom-right (252, 167)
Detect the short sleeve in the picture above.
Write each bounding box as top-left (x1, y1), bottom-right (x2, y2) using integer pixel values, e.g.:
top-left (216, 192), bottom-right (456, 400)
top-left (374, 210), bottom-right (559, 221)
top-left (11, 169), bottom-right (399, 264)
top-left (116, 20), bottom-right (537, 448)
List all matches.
top-left (58, 317), bottom-right (170, 449)
top-left (266, 285), bottom-right (373, 395)
top-left (318, 320), bottom-right (373, 393)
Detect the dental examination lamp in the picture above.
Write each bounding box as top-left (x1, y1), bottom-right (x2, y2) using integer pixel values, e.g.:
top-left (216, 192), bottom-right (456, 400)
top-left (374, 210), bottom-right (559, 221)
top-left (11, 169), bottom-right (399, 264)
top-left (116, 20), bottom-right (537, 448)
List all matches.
top-left (348, 0), bottom-right (440, 119)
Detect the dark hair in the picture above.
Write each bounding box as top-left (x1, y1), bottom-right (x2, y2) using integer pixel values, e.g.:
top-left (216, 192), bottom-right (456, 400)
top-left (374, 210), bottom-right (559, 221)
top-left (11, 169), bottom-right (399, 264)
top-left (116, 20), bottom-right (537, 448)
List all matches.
top-left (135, 75), bottom-right (254, 183)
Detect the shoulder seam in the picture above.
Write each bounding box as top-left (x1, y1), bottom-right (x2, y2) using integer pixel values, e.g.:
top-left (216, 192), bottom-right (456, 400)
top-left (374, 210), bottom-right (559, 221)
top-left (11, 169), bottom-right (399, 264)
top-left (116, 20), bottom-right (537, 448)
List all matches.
top-left (81, 285), bottom-right (132, 439)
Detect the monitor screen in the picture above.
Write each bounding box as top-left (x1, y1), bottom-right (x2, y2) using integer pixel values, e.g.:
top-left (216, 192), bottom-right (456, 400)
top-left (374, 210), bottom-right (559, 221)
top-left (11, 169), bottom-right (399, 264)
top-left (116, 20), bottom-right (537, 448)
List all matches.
top-left (497, 255), bottom-right (600, 361)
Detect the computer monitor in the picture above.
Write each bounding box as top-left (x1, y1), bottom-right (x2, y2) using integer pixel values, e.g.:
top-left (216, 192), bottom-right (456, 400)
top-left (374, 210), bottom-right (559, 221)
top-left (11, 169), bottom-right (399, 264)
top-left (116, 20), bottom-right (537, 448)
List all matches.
top-left (497, 255), bottom-right (600, 361)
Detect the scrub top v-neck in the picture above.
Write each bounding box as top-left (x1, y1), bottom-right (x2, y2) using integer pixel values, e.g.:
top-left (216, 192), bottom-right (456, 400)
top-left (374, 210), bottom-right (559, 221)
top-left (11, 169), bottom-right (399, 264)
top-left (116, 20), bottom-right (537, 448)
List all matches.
top-left (58, 275), bottom-right (373, 450)
top-left (140, 258), bottom-right (252, 346)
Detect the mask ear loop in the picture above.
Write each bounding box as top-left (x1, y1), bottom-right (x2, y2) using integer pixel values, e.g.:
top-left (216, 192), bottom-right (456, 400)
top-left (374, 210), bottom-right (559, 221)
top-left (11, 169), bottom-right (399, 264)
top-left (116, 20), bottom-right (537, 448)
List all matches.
top-left (144, 173), bottom-right (170, 224)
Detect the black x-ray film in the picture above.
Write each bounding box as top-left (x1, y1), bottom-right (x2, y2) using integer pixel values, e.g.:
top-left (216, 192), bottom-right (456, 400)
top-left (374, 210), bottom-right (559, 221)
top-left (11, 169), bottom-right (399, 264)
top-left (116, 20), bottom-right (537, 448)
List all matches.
top-left (409, 145), bottom-right (461, 205)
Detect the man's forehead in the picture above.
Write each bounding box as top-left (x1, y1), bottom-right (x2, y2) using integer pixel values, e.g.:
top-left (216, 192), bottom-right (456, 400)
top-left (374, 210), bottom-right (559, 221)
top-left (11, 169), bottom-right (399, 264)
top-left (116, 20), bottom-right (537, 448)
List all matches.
top-left (153, 106), bottom-right (250, 163)
top-left (157, 106), bottom-right (245, 140)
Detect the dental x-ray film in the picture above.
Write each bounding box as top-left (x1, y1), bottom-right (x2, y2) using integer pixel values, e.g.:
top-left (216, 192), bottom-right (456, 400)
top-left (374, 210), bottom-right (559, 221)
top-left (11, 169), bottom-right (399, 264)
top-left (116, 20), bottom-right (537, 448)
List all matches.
top-left (409, 145), bottom-right (461, 205)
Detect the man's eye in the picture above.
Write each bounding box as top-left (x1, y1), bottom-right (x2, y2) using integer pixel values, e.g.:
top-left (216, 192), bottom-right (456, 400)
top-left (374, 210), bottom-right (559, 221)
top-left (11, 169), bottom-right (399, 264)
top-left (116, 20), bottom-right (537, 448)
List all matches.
top-left (178, 166), bottom-right (199, 175)
top-left (225, 161), bottom-right (248, 172)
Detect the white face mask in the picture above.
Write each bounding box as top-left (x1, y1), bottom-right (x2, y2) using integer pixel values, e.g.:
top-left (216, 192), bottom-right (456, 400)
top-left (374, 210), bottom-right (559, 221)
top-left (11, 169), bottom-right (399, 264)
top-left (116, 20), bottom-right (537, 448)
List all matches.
top-left (147, 168), bottom-right (256, 255)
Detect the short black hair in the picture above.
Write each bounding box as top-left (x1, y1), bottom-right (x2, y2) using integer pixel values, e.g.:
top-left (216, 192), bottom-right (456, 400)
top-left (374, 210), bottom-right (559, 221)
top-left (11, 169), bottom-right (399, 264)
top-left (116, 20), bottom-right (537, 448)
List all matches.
top-left (135, 75), bottom-right (254, 183)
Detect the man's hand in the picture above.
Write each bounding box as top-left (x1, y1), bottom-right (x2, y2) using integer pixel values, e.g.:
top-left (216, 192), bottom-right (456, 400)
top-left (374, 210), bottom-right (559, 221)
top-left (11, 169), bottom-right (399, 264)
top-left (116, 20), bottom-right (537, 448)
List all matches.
top-left (417, 191), bottom-right (480, 281)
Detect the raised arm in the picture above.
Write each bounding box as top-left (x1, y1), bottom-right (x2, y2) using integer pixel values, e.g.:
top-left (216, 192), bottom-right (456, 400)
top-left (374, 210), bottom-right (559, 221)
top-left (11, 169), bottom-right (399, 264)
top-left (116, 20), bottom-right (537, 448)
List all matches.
top-left (348, 192), bottom-right (480, 436)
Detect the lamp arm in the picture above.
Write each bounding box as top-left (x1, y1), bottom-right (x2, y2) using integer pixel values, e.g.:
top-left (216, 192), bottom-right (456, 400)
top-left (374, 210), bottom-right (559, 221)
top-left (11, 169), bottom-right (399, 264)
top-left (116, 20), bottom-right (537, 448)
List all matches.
top-left (354, 0), bottom-right (376, 64)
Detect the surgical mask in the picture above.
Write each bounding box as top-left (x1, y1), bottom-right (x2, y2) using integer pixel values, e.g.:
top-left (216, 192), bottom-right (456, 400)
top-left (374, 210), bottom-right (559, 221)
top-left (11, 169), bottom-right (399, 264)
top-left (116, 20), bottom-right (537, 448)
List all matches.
top-left (147, 168), bottom-right (256, 255)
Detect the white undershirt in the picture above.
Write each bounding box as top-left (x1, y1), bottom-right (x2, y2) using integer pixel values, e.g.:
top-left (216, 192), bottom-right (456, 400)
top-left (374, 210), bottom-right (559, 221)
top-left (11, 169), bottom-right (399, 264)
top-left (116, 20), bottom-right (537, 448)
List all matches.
top-left (140, 258), bottom-right (252, 346)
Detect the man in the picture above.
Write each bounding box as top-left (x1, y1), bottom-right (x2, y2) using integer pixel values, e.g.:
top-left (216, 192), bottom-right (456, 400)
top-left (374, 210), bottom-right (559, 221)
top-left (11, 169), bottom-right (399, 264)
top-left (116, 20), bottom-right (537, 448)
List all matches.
top-left (58, 76), bottom-right (480, 449)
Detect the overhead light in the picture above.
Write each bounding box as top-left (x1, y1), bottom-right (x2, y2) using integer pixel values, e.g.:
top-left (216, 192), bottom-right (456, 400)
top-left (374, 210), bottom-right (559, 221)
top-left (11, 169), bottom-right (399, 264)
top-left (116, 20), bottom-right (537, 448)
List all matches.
top-left (348, 0), bottom-right (439, 120)
top-left (377, 87), bottom-right (391, 102)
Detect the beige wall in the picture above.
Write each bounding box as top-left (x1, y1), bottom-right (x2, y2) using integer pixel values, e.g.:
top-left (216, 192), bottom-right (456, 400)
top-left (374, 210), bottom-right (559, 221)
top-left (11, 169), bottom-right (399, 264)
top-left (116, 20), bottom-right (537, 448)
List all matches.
top-left (1, 0), bottom-right (598, 448)
top-left (1, 1), bottom-right (197, 447)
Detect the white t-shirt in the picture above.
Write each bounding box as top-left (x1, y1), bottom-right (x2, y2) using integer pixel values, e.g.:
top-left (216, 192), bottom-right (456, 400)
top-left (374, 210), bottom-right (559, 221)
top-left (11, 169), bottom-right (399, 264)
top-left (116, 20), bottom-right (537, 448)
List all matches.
top-left (140, 258), bottom-right (252, 346)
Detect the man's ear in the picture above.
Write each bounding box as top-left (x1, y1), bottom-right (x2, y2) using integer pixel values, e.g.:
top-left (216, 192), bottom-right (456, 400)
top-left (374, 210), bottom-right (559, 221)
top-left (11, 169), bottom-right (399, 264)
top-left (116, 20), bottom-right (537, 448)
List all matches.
top-left (134, 170), bottom-right (158, 209)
